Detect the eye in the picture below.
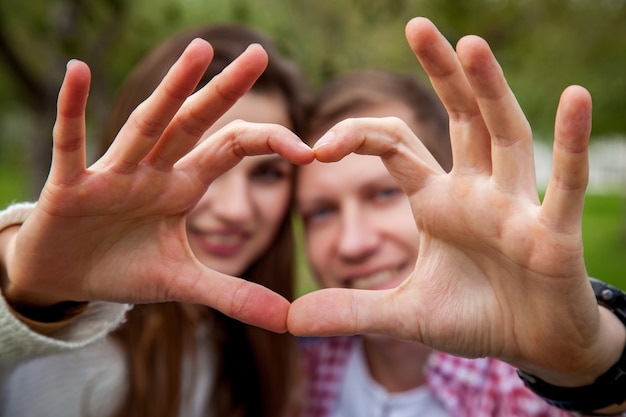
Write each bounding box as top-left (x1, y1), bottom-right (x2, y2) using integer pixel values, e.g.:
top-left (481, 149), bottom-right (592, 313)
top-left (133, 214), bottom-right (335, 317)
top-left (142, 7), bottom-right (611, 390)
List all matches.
top-left (371, 186), bottom-right (403, 203)
top-left (251, 162), bottom-right (293, 185)
top-left (301, 204), bottom-right (336, 227)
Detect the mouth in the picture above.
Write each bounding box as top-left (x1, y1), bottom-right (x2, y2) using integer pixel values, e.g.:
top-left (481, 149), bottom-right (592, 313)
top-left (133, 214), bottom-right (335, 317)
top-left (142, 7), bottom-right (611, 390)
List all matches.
top-left (344, 264), bottom-right (409, 290)
top-left (189, 229), bottom-right (248, 256)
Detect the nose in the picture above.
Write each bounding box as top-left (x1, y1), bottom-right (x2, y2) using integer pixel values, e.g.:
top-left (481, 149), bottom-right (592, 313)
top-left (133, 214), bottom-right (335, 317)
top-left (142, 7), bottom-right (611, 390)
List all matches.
top-left (202, 173), bottom-right (254, 223)
top-left (337, 204), bottom-right (379, 262)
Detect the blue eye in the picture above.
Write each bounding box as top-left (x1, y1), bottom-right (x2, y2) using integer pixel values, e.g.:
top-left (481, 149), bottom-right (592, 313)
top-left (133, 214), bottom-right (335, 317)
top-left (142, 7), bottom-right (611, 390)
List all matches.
top-left (373, 187), bottom-right (402, 202)
top-left (302, 205), bottom-right (335, 226)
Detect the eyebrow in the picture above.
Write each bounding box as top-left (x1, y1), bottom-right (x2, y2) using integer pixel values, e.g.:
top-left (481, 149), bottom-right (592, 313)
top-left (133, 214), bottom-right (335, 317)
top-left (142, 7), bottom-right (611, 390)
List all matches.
top-left (297, 174), bottom-right (400, 203)
top-left (253, 155), bottom-right (291, 164)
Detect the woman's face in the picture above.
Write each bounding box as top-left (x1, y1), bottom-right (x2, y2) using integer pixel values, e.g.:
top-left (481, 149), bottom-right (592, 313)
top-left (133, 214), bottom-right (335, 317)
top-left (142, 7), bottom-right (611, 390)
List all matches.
top-left (297, 102), bottom-right (421, 290)
top-left (187, 92), bottom-right (293, 276)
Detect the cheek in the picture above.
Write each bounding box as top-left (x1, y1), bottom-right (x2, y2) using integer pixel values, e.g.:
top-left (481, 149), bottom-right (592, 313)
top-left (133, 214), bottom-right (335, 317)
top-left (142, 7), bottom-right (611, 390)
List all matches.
top-left (304, 228), bottom-right (337, 287)
top-left (305, 231), bottom-right (324, 267)
top-left (255, 184), bottom-right (291, 232)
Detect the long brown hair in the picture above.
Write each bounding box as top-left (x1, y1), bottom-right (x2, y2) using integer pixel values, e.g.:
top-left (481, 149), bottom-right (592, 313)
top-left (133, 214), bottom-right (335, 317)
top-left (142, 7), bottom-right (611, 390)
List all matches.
top-left (105, 24), bottom-right (308, 417)
top-left (304, 69), bottom-right (452, 171)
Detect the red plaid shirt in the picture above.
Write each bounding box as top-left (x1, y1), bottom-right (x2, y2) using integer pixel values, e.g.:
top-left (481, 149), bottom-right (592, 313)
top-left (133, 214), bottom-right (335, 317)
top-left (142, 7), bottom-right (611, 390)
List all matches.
top-left (299, 336), bottom-right (596, 417)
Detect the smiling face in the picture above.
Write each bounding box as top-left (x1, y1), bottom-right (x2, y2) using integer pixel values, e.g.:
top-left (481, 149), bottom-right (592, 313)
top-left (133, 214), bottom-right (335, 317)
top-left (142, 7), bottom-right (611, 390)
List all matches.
top-left (186, 91), bottom-right (293, 276)
top-left (298, 153), bottom-right (419, 290)
top-left (297, 102), bottom-right (421, 290)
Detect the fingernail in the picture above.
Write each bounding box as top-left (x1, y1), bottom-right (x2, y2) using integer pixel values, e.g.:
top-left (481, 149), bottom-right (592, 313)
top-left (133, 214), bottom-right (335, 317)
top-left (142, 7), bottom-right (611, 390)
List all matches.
top-left (314, 131), bottom-right (336, 150)
top-left (66, 59), bottom-right (77, 69)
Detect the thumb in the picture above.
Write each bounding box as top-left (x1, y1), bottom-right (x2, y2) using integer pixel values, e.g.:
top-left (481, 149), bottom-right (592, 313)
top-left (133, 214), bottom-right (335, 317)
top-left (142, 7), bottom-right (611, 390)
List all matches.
top-left (287, 287), bottom-right (401, 337)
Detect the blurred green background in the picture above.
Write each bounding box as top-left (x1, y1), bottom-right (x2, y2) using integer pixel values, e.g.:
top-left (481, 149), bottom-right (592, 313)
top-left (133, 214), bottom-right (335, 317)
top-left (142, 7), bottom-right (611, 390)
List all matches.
top-left (1, 0), bottom-right (625, 290)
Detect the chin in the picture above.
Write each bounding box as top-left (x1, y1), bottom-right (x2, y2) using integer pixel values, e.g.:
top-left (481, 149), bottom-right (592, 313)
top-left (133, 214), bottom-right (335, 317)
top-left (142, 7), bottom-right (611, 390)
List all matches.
top-left (197, 256), bottom-right (245, 277)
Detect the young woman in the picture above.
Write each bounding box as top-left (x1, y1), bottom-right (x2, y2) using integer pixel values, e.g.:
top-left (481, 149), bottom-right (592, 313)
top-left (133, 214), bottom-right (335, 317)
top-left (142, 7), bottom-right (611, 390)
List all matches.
top-left (0, 24), bottom-right (310, 417)
top-left (291, 17), bottom-right (626, 417)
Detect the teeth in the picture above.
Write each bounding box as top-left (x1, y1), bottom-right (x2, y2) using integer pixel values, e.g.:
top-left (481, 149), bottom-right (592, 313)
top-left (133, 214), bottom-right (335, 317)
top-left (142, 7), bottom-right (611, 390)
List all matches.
top-left (349, 268), bottom-right (396, 290)
top-left (206, 233), bottom-right (244, 246)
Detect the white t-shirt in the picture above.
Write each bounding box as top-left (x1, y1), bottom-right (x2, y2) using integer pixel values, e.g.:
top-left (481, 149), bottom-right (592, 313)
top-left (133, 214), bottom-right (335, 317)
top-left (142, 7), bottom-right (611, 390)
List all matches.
top-left (332, 339), bottom-right (449, 417)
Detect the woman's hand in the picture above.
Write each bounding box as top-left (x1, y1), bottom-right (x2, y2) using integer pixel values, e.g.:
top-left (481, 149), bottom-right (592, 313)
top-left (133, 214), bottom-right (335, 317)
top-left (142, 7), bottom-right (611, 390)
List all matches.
top-left (2, 40), bottom-right (313, 333)
top-left (288, 17), bottom-right (626, 387)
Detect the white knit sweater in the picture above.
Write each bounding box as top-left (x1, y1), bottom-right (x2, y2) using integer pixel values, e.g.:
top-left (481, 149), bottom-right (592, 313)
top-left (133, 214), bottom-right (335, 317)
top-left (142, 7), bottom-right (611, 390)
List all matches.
top-left (0, 203), bottom-right (131, 416)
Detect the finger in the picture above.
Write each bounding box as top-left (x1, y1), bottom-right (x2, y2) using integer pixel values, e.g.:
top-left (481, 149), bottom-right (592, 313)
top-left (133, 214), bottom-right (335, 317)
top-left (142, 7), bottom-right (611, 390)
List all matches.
top-left (148, 44), bottom-right (270, 169)
top-left (50, 60), bottom-right (91, 183)
top-left (177, 121), bottom-right (313, 185)
top-left (168, 267), bottom-right (290, 333)
top-left (405, 17), bottom-right (491, 174)
top-left (103, 39), bottom-right (214, 172)
top-left (288, 288), bottom-right (406, 337)
top-left (312, 117), bottom-right (444, 195)
top-left (542, 86), bottom-right (591, 232)
top-left (456, 36), bottom-right (535, 194)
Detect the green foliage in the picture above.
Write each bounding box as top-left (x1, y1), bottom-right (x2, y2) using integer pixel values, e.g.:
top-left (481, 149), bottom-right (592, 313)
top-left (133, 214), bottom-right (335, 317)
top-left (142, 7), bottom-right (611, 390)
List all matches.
top-left (0, 143), bottom-right (29, 208)
top-left (582, 194), bottom-right (626, 289)
top-left (2, 0), bottom-right (625, 166)
top-left (24, 0), bottom-right (621, 137)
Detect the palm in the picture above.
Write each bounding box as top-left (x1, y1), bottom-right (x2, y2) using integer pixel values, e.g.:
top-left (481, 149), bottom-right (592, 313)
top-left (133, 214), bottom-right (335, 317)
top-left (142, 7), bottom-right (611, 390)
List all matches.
top-left (402, 173), bottom-right (586, 360)
top-left (26, 163), bottom-right (201, 303)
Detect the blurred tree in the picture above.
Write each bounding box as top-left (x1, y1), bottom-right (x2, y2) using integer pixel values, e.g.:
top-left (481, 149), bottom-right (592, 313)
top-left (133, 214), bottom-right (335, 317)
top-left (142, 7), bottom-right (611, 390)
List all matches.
top-left (0, 0), bottom-right (128, 198)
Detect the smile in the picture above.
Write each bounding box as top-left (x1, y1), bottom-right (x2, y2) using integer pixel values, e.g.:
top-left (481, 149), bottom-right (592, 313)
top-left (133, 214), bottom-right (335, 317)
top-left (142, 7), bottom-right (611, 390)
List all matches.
top-left (205, 233), bottom-right (245, 246)
top-left (190, 230), bottom-right (248, 256)
top-left (345, 265), bottom-right (408, 290)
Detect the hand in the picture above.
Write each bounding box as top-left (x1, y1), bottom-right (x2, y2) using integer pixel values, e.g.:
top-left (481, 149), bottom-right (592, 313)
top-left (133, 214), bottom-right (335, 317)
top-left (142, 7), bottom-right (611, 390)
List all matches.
top-left (288, 17), bottom-right (625, 385)
top-left (2, 40), bottom-right (313, 333)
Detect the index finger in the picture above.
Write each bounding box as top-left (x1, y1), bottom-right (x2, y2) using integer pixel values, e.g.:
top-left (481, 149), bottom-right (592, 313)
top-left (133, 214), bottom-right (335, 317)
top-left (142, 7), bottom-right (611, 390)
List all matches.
top-left (148, 44), bottom-right (270, 168)
top-left (177, 120), bottom-right (313, 185)
top-left (312, 117), bottom-right (445, 195)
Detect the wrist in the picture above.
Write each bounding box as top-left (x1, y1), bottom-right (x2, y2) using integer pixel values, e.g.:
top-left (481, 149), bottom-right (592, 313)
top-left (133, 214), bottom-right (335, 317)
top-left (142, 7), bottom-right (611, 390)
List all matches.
top-left (525, 306), bottom-right (626, 388)
top-left (0, 225), bottom-right (22, 303)
top-left (1, 225), bottom-right (87, 327)
top-left (518, 279), bottom-right (626, 414)
top-left (1, 225), bottom-right (76, 309)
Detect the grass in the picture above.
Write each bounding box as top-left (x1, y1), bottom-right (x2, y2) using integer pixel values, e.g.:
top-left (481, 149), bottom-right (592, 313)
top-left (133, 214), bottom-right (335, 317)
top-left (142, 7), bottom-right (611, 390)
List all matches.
top-left (581, 193), bottom-right (626, 289)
